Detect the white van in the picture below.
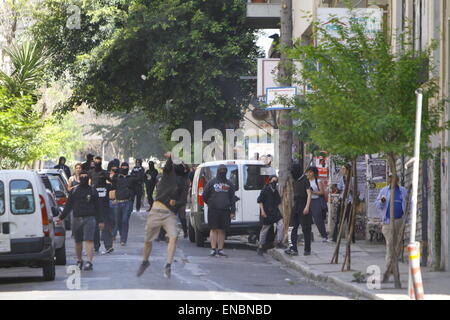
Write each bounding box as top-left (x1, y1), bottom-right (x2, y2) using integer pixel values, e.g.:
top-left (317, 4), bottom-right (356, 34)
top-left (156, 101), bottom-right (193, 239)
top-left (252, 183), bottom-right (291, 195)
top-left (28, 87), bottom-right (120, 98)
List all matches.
top-left (0, 170), bottom-right (56, 281)
top-left (188, 160), bottom-right (271, 247)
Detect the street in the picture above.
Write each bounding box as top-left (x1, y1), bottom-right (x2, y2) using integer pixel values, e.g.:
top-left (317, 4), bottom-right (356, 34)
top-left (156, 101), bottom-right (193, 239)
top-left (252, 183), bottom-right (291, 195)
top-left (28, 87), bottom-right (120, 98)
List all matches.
top-left (0, 210), bottom-right (350, 300)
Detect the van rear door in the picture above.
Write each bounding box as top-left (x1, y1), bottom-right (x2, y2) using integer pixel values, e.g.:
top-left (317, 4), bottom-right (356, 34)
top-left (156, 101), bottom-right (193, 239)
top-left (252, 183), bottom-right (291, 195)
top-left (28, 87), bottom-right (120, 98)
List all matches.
top-left (241, 165), bottom-right (271, 223)
top-left (8, 176), bottom-right (43, 240)
top-left (0, 179), bottom-right (11, 253)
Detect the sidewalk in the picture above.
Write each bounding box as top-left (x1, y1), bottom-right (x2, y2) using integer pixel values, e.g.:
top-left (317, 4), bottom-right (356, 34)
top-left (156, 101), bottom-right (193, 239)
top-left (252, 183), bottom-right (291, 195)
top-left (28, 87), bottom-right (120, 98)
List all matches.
top-left (268, 237), bottom-right (450, 300)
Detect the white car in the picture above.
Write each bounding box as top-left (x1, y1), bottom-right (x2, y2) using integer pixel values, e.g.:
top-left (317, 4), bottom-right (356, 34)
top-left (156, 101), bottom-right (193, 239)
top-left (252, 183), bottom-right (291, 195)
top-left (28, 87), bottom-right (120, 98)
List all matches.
top-left (188, 160), bottom-right (271, 247)
top-left (0, 170), bottom-right (57, 281)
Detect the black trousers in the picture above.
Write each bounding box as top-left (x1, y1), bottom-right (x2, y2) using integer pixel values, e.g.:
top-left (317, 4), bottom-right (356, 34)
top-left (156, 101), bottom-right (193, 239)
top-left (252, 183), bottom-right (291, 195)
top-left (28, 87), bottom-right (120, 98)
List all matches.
top-left (133, 188), bottom-right (143, 211)
top-left (146, 183), bottom-right (156, 209)
top-left (290, 200), bottom-right (312, 253)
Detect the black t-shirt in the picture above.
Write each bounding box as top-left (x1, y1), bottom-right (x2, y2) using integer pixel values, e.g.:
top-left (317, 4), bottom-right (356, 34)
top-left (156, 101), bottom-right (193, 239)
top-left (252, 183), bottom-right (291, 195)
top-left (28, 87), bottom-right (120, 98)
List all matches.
top-left (294, 176), bottom-right (310, 205)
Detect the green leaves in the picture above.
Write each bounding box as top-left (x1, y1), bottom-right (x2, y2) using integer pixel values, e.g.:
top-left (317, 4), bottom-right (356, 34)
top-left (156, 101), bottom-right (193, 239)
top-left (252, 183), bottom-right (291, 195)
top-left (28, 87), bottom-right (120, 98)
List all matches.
top-left (289, 14), bottom-right (446, 160)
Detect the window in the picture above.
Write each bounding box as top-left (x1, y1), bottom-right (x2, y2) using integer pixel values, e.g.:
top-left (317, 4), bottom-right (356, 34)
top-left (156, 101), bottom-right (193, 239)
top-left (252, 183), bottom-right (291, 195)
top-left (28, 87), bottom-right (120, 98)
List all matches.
top-left (244, 165), bottom-right (271, 191)
top-left (201, 165), bottom-right (239, 190)
top-left (10, 180), bottom-right (35, 215)
top-left (0, 181), bottom-right (4, 215)
top-left (49, 176), bottom-right (64, 194)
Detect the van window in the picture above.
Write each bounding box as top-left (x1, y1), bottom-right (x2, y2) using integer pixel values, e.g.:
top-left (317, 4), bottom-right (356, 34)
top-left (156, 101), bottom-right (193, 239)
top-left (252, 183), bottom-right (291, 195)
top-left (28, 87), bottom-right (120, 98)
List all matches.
top-left (10, 180), bottom-right (35, 215)
top-left (200, 165), bottom-right (239, 190)
top-left (49, 176), bottom-right (65, 194)
top-left (0, 181), bottom-right (4, 215)
top-left (244, 165), bottom-right (271, 190)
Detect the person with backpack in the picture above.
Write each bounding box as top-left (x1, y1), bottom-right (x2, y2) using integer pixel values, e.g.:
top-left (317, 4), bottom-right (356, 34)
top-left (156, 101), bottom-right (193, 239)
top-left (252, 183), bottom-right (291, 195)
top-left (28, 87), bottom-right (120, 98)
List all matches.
top-left (56, 170), bottom-right (104, 271)
top-left (257, 175), bottom-right (285, 255)
top-left (202, 164), bottom-right (237, 257)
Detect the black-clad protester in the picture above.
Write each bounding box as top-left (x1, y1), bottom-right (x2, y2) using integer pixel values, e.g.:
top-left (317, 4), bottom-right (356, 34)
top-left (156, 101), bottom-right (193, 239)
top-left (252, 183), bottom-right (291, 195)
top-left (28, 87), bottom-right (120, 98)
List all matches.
top-left (54, 156), bottom-right (71, 179)
top-left (256, 175), bottom-right (285, 256)
top-left (111, 162), bottom-right (139, 246)
top-left (56, 170), bottom-right (104, 271)
top-left (131, 159), bottom-right (146, 212)
top-left (285, 166), bottom-right (313, 256)
top-left (89, 156), bottom-right (114, 254)
top-left (175, 163), bottom-right (190, 238)
top-left (81, 154), bottom-right (94, 172)
top-left (202, 164), bottom-right (237, 257)
top-left (145, 161), bottom-right (159, 211)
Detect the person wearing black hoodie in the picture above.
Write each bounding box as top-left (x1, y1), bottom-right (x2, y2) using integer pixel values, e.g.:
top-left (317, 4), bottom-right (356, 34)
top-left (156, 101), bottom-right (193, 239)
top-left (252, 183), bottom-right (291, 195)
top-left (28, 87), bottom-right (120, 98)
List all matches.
top-left (145, 161), bottom-right (159, 211)
top-left (111, 162), bottom-right (139, 246)
top-left (89, 156), bottom-right (114, 254)
top-left (56, 170), bottom-right (104, 271)
top-left (202, 164), bottom-right (237, 257)
top-left (137, 152), bottom-right (181, 279)
top-left (256, 175), bottom-right (285, 255)
top-left (81, 154), bottom-right (94, 172)
top-left (131, 159), bottom-right (146, 212)
top-left (54, 156), bottom-right (71, 179)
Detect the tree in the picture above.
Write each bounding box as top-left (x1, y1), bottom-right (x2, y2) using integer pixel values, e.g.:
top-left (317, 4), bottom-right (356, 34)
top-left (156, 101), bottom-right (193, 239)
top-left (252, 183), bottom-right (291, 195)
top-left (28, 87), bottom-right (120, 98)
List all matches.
top-left (289, 11), bottom-right (448, 288)
top-left (32, 0), bottom-right (261, 138)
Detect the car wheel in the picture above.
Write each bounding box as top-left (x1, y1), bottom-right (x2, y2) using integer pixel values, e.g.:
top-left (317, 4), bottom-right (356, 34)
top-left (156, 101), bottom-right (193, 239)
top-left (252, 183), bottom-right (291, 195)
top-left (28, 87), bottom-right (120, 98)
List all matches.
top-left (188, 219), bottom-right (196, 243)
top-left (55, 244), bottom-right (66, 265)
top-left (42, 258), bottom-right (56, 281)
top-left (194, 224), bottom-right (205, 247)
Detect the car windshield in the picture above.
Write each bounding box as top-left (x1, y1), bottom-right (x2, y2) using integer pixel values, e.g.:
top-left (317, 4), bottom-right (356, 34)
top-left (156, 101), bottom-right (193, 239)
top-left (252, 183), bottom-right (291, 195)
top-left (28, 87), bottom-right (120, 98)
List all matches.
top-left (244, 165), bottom-right (271, 190)
top-left (201, 165), bottom-right (239, 190)
top-left (10, 180), bottom-right (35, 215)
top-left (0, 181), bottom-right (4, 215)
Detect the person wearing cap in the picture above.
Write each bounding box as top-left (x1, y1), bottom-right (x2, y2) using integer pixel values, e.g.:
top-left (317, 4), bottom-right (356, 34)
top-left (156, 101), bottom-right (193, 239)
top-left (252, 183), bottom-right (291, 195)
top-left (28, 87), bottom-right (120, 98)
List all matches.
top-left (202, 164), bottom-right (237, 257)
top-left (257, 175), bottom-right (285, 255)
top-left (136, 152), bottom-right (181, 279)
top-left (375, 174), bottom-right (408, 279)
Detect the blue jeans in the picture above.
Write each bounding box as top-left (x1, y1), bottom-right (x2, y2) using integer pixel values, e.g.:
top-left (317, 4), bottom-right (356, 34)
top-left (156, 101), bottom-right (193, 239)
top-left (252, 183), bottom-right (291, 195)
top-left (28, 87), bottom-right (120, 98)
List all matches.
top-left (110, 201), bottom-right (119, 238)
top-left (116, 200), bottom-right (133, 243)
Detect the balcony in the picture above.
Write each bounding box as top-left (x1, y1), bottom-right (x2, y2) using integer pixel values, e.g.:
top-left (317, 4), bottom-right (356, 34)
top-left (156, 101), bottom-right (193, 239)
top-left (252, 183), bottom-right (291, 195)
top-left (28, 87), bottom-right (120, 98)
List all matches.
top-left (245, 0), bottom-right (281, 29)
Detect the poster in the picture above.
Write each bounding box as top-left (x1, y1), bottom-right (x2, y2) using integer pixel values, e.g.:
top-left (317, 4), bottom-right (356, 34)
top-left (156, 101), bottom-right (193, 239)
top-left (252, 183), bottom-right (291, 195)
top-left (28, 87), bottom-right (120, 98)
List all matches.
top-left (367, 157), bottom-right (387, 219)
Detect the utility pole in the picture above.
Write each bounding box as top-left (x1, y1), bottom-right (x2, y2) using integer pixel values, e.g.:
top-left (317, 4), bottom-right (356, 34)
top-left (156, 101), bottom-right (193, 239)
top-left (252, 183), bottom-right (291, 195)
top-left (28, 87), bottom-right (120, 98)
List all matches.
top-left (278, 0), bottom-right (294, 235)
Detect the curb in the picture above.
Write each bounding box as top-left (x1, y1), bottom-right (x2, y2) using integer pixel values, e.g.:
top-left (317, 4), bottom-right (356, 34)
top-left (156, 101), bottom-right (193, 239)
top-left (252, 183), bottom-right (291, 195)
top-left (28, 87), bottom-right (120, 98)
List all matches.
top-left (268, 249), bottom-right (382, 300)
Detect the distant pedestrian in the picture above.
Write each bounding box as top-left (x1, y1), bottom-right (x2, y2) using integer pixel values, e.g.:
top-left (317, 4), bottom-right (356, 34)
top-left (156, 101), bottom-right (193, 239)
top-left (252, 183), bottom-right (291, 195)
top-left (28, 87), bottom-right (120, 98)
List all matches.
top-left (111, 162), bottom-right (138, 246)
top-left (257, 175), bottom-right (285, 255)
top-left (145, 161), bottom-right (159, 211)
top-left (81, 154), bottom-right (94, 172)
top-left (202, 164), bottom-right (237, 257)
top-left (54, 156), bottom-right (71, 180)
top-left (56, 170), bottom-right (104, 271)
top-left (375, 174), bottom-right (408, 280)
top-left (68, 163), bottom-right (82, 192)
top-left (131, 159), bottom-right (146, 212)
top-left (175, 163), bottom-right (190, 239)
top-left (90, 156), bottom-right (113, 254)
top-left (306, 166), bottom-right (329, 242)
top-left (108, 161), bottom-right (120, 242)
top-left (285, 165), bottom-right (313, 256)
top-left (136, 152), bottom-right (181, 279)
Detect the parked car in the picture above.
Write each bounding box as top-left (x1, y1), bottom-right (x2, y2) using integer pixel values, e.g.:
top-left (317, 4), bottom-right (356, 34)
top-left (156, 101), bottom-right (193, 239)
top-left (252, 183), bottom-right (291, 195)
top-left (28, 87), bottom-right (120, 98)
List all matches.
top-left (38, 170), bottom-right (71, 230)
top-left (0, 170), bottom-right (57, 281)
top-left (188, 160), bottom-right (271, 247)
top-left (38, 173), bottom-right (67, 263)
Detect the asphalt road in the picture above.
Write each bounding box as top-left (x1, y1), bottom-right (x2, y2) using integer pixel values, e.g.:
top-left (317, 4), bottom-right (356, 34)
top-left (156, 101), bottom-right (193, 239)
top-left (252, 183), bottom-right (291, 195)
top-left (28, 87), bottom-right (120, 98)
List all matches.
top-left (0, 210), bottom-right (351, 300)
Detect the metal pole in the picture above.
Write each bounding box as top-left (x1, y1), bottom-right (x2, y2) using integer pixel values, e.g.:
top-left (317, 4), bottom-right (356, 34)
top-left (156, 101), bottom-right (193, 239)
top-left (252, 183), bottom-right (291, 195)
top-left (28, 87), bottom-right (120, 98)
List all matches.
top-left (408, 89), bottom-right (425, 300)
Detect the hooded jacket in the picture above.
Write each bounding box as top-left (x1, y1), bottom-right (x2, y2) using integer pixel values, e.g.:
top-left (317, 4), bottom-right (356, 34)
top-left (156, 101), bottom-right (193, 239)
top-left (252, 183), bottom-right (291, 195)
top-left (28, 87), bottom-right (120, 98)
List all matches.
top-left (60, 185), bottom-right (103, 222)
top-left (202, 166), bottom-right (236, 213)
top-left (154, 156), bottom-right (180, 213)
top-left (257, 183), bottom-right (282, 225)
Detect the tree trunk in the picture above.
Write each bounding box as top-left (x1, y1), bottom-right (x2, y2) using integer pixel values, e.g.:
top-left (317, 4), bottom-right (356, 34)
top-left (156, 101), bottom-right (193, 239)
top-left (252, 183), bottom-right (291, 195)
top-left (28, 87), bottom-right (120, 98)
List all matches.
top-left (342, 158), bottom-right (359, 271)
top-left (278, 0), bottom-right (293, 241)
top-left (331, 157), bottom-right (354, 264)
top-left (385, 154), bottom-right (402, 288)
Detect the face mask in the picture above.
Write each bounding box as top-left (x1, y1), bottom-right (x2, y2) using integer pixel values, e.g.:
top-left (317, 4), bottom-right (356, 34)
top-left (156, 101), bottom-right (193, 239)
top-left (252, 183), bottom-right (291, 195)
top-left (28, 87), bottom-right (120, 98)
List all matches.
top-left (80, 176), bottom-right (89, 186)
top-left (218, 171), bottom-right (227, 179)
top-left (112, 168), bottom-right (119, 174)
top-left (95, 162), bottom-right (102, 170)
top-left (271, 181), bottom-right (278, 189)
top-left (121, 168), bottom-right (129, 175)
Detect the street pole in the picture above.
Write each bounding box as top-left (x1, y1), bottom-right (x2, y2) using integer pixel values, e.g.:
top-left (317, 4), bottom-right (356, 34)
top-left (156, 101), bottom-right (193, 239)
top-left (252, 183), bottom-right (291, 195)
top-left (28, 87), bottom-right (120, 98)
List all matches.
top-left (408, 89), bottom-right (425, 300)
top-left (278, 0), bottom-right (294, 236)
